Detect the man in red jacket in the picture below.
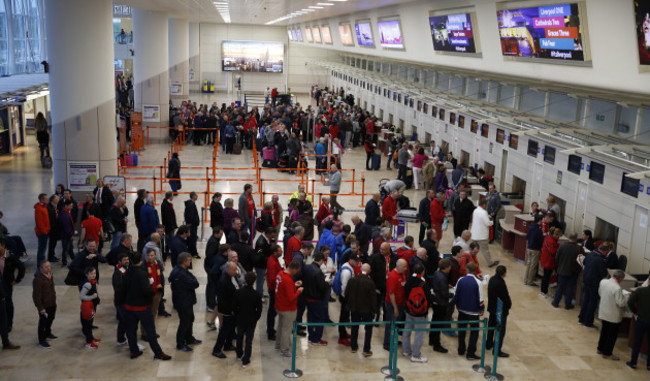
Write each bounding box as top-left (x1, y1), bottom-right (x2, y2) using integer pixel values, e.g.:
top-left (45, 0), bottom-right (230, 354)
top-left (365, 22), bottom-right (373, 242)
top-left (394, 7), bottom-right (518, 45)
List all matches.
top-left (315, 196), bottom-right (331, 237)
top-left (430, 192), bottom-right (447, 242)
top-left (34, 193), bottom-right (50, 266)
top-left (266, 244), bottom-right (283, 341)
top-left (382, 191), bottom-right (399, 226)
top-left (275, 260), bottom-right (303, 358)
top-left (284, 227), bottom-right (303, 267)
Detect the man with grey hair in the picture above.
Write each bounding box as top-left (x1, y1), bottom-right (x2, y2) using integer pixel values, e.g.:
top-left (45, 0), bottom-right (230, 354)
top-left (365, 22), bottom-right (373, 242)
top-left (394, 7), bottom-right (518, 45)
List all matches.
top-left (597, 270), bottom-right (629, 360)
top-left (227, 251), bottom-right (247, 287)
top-left (139, 196), bottom-right (160, 243)
top-left (329, 164), bottom-right (344, 211)
top-left (143, 232), bottom-right (164, 268)
top-left (552, 233), bottom-right (581, 309)
top-left (364, 193), bottom-right (381, 226)
top-left (373, 227), bottom-right (392, 255)
top-left (109, 196), bottom-right (129, 250)
top-left (452, 230), bottom-right (472, 253)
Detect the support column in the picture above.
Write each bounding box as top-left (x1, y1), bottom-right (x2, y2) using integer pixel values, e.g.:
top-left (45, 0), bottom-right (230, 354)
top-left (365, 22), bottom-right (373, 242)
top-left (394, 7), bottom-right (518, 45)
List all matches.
top-left (169, 18), bottom-right (189, 101)
top-left (189, 22), bottom-right (200, 94)
top-left (45, 0), bottom-right (117, 186)
top-left (133, 9), bottom-right (169, 140)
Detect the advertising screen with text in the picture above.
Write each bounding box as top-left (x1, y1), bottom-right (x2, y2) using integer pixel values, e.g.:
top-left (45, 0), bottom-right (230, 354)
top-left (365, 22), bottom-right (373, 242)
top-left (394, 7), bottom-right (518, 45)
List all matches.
top-left (355, 22), bottom-right (374, 46)
top-left (377, 19), bottom-right (403, 48)
top-left (429, 13), bottom-right (477, 53)
top-left (635, 1), bottom-right (650, 65)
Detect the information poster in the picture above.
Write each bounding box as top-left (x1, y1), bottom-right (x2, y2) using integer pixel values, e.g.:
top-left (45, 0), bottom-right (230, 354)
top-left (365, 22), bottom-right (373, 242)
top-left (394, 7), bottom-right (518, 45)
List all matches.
top-left (104, 176), bottom-right (126, 198)
top-left (68, 162), bottom-right (99, 191)
top-left (170, 83), bottom-right (183, 95)
top-left (143, 105), bottom-right (160, 122)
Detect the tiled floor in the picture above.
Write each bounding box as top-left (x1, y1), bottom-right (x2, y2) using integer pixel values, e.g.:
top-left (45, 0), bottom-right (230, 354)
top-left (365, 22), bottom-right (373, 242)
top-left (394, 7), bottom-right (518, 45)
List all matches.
top-left (0, 96), bottom-right (644, 380)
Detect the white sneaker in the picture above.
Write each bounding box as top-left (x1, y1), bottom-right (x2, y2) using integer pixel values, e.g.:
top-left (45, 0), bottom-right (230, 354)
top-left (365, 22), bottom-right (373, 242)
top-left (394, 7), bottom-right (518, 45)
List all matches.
top-left (411, 355), bottom-right (428, 363)
top-left (117, 340), bottom-right (128, 346)
top-left (539, 292), bottom-right (547, 298)
top-left (137, 343), bottom-right (145, 351)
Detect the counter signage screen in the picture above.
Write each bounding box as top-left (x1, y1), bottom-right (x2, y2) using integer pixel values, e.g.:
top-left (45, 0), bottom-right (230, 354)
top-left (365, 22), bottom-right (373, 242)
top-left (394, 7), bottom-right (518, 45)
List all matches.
top-left (544, 145), bottom-right (556, 164)
top-left (423, 103), bottom-right (428, 114)
top-left (635, 1), bottom-right (650, 65)
top-left (621, 173), bottom-right (640, 198)
top-left (481, 123), bottom-right (489, 138)
top-left (496, 128), bottom-right (505, 143)
top-left (312, 27), bottom-right (322, 43)
top-left (439, 109), bottom-right (445, 120)
top-left (296, 28), bottom-right (303, 41)
top-left (321, 25), bottom-right (333, 44)
top-left (471, 119), bottom-right (478, 133)
top-left (339, 24), bottom-right (355, 46)
top-left (527, 139), bottom-right (539, 157)
top-left (450, 112), bottom-right (456, 124)
top-left (355, 22), bottom-right (374, 46)
top-left (305, 28), bottom-right (313, 42)
top-left (458, 115), bottom-right (465, 128)
top-left (497, 3), bottom-right (585, 61)
top-left (589, 161), bottom-right (605, 184)
top-left (432, 106), bottom-right (438, 118)
top-left (509, 133), bottom-right (519, 149)
top-left (377, 19), bottom-right (403, 48)
top-left (429, 13), bottom-right (477, 53)
top-left (222, 40), bottom-right (284, 73)
top-left (568, 154), bottom-right (581, 174)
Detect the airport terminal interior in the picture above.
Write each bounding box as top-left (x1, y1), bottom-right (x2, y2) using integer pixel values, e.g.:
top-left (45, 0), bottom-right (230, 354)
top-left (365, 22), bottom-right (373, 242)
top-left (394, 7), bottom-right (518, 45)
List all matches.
top-left (0, 0), bottom-right (650, 380)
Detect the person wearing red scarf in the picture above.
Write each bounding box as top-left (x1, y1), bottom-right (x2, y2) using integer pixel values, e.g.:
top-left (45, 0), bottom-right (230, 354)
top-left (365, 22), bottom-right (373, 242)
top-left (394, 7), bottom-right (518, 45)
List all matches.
top-left (142, 249), bottom-right (163, 333)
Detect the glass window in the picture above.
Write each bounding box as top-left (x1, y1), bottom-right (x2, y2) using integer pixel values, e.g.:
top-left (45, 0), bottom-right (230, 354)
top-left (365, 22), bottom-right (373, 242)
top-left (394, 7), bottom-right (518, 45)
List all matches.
top-left (586, 99), bottom-right (616, 133)
top-left (11, 0), bottom-right (43, 74)
top-left (548, 92), bottom-right (578, 123)
top-left (498, 84), bottom-right (515, 108)
top-left (436, 72), bottom-right (449, 91)
top-left (520, 87), bottom-right (546, 116)
top-left (0, 1), bottom-right (7, 75)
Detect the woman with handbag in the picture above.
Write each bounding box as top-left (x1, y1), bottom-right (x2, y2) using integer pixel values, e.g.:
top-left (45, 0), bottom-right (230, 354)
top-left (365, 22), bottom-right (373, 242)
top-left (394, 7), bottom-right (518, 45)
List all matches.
top-left (540, 227), bottom-right (562, 298)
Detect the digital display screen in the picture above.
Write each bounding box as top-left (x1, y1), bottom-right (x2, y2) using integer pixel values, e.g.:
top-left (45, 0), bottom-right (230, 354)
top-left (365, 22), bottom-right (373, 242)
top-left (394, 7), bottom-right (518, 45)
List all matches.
top-left (222, 40), bottom-right (284, 73)
top-left (439, 109), bottom-right (445, 120)
top-left (321, 25), bottom-right (332, 44)
top-left (527, 139), bottom-right (539, 157)
top-left (296, 29), bottom-right (302, 41)
top-left (481, 123), bottom-right (489, 138)
top-left (432, 106), bottom-right (438, 117)
top-left (471, 119), bottom-right (478, 133)
top-left (635, 1), bottom-right (650, 65)
top-left (450, 112), bottom-right (456, 125)
top-left (339, 24), bottom-right (355, 46)
top-left (312, 27), bottom-right (322, 43)
top-left (458, 115), bottom-right (465, 128)
top-left (496, 128), bottom-right (505, 144)
top-left (355, 22), bottom-right (374, 46)
top-left (568, 154), bottom-right (581, 174)
top-left (429, 13), bottom-right (477, 53)
top-left (497, 3), bottom-right (585, 61)
top-left (377, 19), bottom-right (403, 49)
top-left (509, 134), bottom-right (519, 149)
top-left (589, 161), bottom-right (605, 184)
top-left (621, 173), bottom-right (640, 198)
top-left (544, 145), bottom-right (556, 164)
top-left (305, 28), bottom-right (313, 42)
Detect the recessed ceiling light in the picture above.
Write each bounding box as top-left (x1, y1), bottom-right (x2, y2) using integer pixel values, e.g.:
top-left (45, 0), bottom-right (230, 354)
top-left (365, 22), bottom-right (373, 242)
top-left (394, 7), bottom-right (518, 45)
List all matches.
top-left (328, 0), bottom-right (347, 2)
top-left (317, 2), bottom-right (334, 5)
top-left (308, 5), bottom-right (324, 9)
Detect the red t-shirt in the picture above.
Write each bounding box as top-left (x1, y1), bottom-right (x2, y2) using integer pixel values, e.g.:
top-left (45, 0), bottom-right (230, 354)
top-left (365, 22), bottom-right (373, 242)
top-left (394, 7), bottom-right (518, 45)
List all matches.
top-left (275, 271), bottom-right (300, 312)
top-left (284, 236), bottom-right (302, 267)
top-left (385, 269), bottom-right (407, 306)
top-left (247, 195), bottom-right (255, 218)
top-left (82, 216), bottom-right (103, 242)
top-left (267, 255), bottom-right (282, 291)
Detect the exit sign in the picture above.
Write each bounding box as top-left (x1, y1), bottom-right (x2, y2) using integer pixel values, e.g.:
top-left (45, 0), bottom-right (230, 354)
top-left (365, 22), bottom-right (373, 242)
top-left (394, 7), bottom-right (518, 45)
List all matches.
top-left (596, 114), bottom-right (605, 122)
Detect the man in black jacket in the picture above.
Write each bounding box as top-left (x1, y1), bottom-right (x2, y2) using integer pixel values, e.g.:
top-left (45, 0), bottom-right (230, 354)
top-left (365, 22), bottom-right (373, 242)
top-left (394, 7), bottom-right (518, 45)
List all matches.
top-left (112, 253), bottom-right (130, 346)
top-left (351, 215), bottom-right (371, 256)
top-left (421, 229), bottom-right (440, 276)
top-left (212, 262), bottom-right (238, 358)
top-left (346, 263), bottom-right (377, 356)
top-left (121, 251), bottom-right (171, 360)
top-left (109, 197), bottom-right (129, 251)
top-left (184, 192), bottom-right (201, 259)
top-left (47, 194), bottom-right (60, 263)
top-left (552, 233), bottom-right (581, 309)
top-left (170, 225), bottom-right (190, 267)
top-left (70, 239), bottom-right (106, 285)
top-left (0, 238), bottom-right (25, 333)
top-left (369, 242), bottom-right (398, 321)
top-left (429, 258), bottom-right (451, 353)
top-left (302, 252), bottom-right (329, 345)
top-left (161, 192), bottom-right (178, 245)
top-left (234, 272), bottom-right (263, 368)
top-left (169, 252), bottom-right (201, 352)
top-left (204, 227), bottom-right (224, 312)
top-left (231, 231), bottom-right (255, 272)
top-left (486, 265), bottom-right (512, 357)
top-left (453, 190), bottom-right (475, 238)
top-left (134, 189), bottom-right (148, 254)
top-left (254, 227), bottom-right (276, 297)
top-left (93, 179), bottom-right (115, 220)
top-left (418, 190), bottom-right (433, 245)
top-left (106, 233), bottom-right (134, 266)
top-left (364, 193), bottom-right (381, 226)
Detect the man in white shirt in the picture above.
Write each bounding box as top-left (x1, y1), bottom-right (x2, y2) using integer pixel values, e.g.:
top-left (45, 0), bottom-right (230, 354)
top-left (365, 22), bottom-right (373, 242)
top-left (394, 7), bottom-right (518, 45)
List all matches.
top-left (470, 199), bottom-right (498, 267)
top-left (338, 255), bottom-right (359, 346)
top-left (597, 270), bottom-right (629, 360)
top-left (452, 230), bottom-right (472, 253)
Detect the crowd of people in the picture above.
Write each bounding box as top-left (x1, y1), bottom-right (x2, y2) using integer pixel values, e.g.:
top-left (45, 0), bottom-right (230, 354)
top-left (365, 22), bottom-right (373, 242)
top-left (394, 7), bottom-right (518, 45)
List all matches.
top-left (0, 87), bottom-right (648, 375)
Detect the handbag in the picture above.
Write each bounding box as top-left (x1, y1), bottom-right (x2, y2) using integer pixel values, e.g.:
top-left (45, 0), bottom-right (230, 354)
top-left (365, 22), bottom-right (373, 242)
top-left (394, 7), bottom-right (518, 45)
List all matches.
top-left (103, 219), bottom-right (115, 234)
top-left (283, 215), bottom-right (292, 229)
top-left (442, 217), bottom-right (449, 231)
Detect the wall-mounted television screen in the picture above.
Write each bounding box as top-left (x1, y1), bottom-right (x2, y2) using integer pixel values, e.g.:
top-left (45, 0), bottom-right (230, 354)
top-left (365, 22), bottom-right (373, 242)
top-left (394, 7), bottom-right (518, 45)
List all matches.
top-left (296, 28), bottom-right (303, 41)
top-left (470, 119), bottom-right (478, 133)
top-left (339, 24), bottom-right (355, 46)
top-left (497, 3), bottom-right (586, 61)
top-left (635, 1), bottom-right (650, 65)
top-left (450, 112), bottom-right (456, 125)
top-left (496, 128), bottom-right (505, 144)
top-left (429, 13), bottom-right (477, 53)
top-left (458, 115), bottom-right (465, 128)
top-left (432, 106), bottom-right (438, 117)
top-left (481, 124), bottom-right (489, 138)
top-left (312, 27), bottom-right (322, 43)
top-left (589, 161), bottom-right (605, 184)
top-left (439, 109), bottom-right (445, 120)
top-left (355, 22), bottom-right (374, 46)
top-left (417, 100), bottom-right (422, 111)
top-left (321, 25), bottom-right (333, 44)
top-left (568, 154), bottom-right (581, 174)
top-left (544, 145), bottom-right (556, 164)
top-left (377, 19), bottom-right (404, 48)
top-left (621, 173), bottom-right (640, 198)
top-left (305, 28), bottom-right (313, 42)
top-left (527, 139), bottom-right (539, 157)
top-left (222, 40), bottom-right (284, 73)
top-left (509, 133), bottom-right (519, 149)
top-left (423, 103), bottom-right (428, 114)
top-left (409, 99), bottom-right (414, 108)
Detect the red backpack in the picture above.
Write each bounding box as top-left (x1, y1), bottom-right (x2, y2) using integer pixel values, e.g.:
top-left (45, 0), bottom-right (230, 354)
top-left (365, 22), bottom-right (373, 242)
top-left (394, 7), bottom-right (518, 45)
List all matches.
top-left (406, 281), bottom-right (428, 316)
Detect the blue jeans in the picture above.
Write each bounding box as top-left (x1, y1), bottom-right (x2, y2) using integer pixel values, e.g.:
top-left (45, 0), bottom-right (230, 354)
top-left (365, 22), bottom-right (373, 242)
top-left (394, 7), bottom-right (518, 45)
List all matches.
top-left (36, 233), bottom-right (48, 267)
top-left (578, 285), bottom-right (598, 327)
top-left (111, 231), bottom-right (123, 251)
top-left (306, 300), bottom-right (326, 343)
top-left (402, 313), bottom-right (427, 357)
top-left (383, 302), bottom-right (404, 349)
top-left (553, 275), bottom-right (577, 308)
top-left (255, 267), bottom-right (266, 297)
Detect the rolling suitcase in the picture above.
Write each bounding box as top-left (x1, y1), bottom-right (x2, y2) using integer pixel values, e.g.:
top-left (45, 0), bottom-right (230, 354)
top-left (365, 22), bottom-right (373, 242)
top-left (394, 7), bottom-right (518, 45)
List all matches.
top-left (233, 143), bottom-right (242, 155)
top-left (131, 154), bottom-right (138, 166)
top-left (126, 154), bottom-right (134, 166)
top-left (371, 154), bottom-right (381, 170)
top-left (397, 209), bottom-right (418, 223)
top-left (41, 155), bottom-right (52, 169)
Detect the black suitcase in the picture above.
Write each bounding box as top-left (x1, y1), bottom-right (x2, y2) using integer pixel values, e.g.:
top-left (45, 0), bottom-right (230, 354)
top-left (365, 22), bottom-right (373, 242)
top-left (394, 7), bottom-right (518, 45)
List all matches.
top-left (41, 156), bottom-right (52, 169)
top-left (372, 154), bottom-right (381, 170)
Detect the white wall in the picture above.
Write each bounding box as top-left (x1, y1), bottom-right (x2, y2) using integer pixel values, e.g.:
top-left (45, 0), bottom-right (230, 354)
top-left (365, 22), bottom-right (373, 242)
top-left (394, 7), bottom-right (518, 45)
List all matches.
top-left (199, 23), bottom-right (329, 94)
top-left (292, 0), bottom-right (648, 95)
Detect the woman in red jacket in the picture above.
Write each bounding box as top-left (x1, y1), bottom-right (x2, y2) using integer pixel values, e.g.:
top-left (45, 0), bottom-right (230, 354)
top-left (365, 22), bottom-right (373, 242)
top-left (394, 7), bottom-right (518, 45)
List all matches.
top-left (540, 227), bottom-right (562, 298)
top-left (364, 137), bottom-right (374, 170)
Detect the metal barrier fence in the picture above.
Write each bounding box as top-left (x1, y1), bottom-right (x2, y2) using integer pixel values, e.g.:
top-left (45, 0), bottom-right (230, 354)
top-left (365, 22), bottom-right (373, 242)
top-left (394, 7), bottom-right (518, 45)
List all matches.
top-left (284, 318), bottom-right (503, 381)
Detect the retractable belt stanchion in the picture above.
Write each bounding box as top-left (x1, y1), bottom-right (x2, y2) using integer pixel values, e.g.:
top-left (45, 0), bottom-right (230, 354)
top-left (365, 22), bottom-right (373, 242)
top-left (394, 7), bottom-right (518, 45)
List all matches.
top-left (473, 318), bottom-right (490, 374)
top-left (283, 321), bottom-right (303, 378)
top-left (381, 319), bottom-right (396, 376)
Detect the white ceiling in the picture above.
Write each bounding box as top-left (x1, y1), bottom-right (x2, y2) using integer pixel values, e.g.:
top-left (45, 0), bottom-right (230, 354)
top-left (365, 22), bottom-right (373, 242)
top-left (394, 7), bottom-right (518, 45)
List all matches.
top-left (119, 0), bottom-right (419, 25)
